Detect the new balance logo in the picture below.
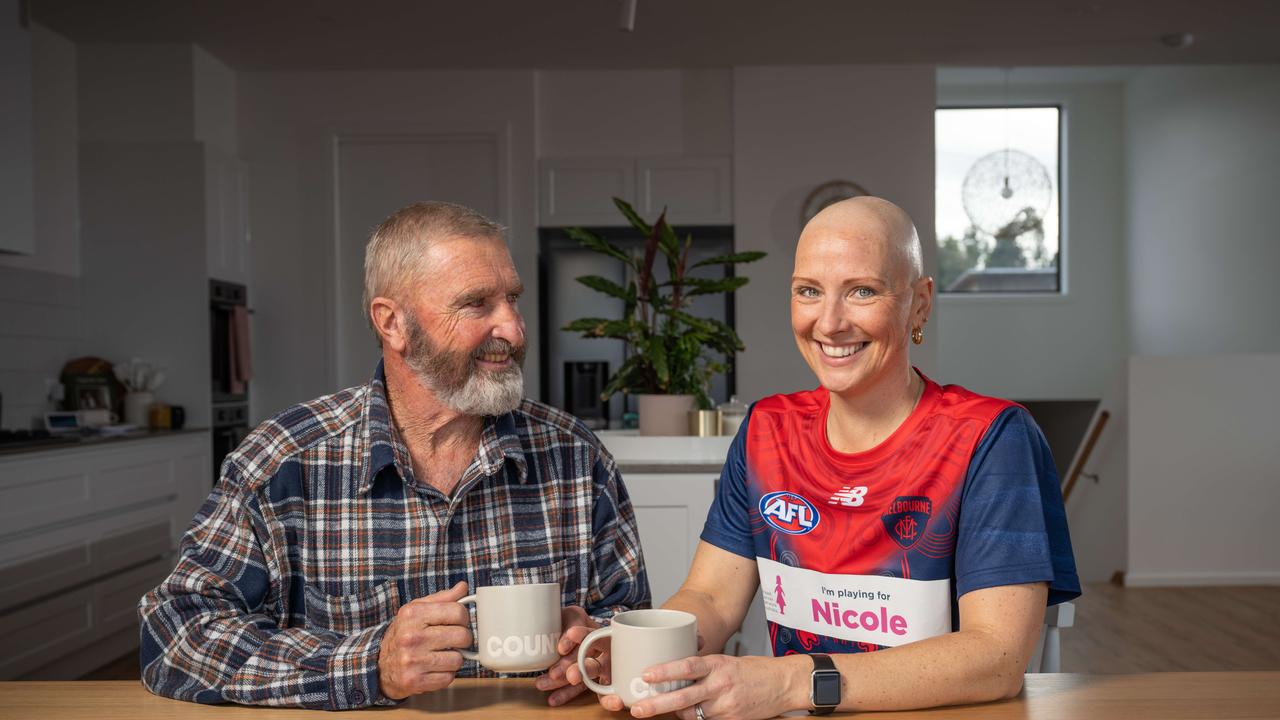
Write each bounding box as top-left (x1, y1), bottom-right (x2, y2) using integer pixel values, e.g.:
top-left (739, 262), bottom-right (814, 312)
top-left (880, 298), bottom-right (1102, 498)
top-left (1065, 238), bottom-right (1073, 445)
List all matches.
top-left (827, 486), bottom-right (868, 507)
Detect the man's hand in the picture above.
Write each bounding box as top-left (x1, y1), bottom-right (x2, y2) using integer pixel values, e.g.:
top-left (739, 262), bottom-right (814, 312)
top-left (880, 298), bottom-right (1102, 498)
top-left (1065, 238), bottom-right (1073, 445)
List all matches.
top-left (535, 606), bottom-right (607, 706)
top-left (377, 581), bottom-right (472, 700)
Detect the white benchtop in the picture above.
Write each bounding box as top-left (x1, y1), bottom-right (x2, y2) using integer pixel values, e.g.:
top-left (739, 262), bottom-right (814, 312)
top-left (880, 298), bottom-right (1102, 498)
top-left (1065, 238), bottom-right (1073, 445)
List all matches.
top-left (595, 430), bottom-right (733, 472)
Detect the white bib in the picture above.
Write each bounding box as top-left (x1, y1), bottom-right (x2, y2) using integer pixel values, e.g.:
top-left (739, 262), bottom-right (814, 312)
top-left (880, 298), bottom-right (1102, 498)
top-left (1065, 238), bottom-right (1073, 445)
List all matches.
top-left (756, 557), bottom-right (952, 647)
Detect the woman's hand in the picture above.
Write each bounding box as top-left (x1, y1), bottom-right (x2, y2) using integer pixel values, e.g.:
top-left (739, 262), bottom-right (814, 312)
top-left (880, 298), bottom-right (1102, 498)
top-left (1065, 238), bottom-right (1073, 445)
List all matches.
top-left (628, 654), bottom-right (805, 720)
top-left (534, 606), bottom-right (610, 706)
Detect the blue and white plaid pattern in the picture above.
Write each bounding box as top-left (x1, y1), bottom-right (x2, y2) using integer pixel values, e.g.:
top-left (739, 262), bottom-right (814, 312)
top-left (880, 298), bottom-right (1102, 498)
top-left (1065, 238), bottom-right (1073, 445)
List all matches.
top-left (138, 363), bottom-right (650, 709)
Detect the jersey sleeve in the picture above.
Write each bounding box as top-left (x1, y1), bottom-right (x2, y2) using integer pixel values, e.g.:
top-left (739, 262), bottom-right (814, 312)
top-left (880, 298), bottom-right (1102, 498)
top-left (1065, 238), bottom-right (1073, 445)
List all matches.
top-left (699, 407), bottom-right (756, 560)
top-left (955, 406), bottom-right (1081, 605)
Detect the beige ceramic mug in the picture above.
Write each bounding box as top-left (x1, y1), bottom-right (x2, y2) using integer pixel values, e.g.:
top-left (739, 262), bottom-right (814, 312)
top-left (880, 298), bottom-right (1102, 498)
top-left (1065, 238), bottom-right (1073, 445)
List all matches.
top-left (577, 608), bottom-right (698, 707)
top-left (458, 582), bottom-right (562, 672)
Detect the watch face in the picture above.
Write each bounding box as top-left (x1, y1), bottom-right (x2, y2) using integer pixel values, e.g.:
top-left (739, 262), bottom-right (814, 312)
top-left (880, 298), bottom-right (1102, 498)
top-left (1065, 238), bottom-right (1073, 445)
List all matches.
top-left (812, 670), bottom-right (841, 707)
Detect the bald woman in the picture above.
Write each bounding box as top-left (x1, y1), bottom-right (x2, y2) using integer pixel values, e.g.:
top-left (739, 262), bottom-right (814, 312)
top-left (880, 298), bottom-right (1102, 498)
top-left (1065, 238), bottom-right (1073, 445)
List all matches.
top-left (545, 197), bottom-right (1080, 718)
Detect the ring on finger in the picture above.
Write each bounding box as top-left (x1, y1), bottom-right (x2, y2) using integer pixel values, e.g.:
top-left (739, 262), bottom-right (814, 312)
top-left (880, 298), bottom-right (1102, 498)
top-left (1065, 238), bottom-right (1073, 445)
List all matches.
top-left (695, 703), bottom-right (706, 720)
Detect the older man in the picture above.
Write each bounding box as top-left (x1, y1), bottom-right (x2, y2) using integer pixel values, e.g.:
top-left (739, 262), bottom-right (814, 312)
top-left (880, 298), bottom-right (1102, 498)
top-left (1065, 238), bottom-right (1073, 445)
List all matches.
top-left (555, 196), bottom-right (1079, 718)
top-left (140, 201), bottom-right (650, 709)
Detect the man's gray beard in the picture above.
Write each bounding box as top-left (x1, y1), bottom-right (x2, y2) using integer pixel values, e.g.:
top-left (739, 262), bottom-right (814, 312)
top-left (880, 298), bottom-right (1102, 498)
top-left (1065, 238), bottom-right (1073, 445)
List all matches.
top-left (403, 315), bottom-right (525, 417)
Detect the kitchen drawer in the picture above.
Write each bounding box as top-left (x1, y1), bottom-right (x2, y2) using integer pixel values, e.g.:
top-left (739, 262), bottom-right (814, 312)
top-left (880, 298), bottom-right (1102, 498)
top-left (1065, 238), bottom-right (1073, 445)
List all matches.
top-left (0, 471), bottom-right (93, 536)
top-left (0, 585), bottom-right (95, 679)
top-left (93, 557), bottom-right (170, 639)
top-left (93, 521), bottom-right (171, 579)
top-left (0, 541), bottom-right (92, 612)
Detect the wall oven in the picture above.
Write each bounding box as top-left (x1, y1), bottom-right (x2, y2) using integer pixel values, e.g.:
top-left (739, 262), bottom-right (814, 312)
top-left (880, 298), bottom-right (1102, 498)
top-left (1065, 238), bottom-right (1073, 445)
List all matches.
top-left (210, 279), bottom-right (250, 481)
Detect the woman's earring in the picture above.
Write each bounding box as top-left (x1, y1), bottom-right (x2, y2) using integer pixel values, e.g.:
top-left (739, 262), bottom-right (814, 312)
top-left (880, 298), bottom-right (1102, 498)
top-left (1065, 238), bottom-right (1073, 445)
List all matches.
top-left (911, 327), bottom-right (924, 345)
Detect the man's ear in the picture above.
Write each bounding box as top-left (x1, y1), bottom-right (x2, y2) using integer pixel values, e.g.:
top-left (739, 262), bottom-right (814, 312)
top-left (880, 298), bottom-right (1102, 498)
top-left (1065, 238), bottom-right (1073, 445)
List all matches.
top-left (370, 296), bottom-right (409, 353)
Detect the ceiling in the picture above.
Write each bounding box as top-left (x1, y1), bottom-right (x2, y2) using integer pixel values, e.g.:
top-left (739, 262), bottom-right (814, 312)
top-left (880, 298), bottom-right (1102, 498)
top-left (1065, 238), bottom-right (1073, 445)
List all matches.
top-left (30, 0), bottom-right (1280, 72)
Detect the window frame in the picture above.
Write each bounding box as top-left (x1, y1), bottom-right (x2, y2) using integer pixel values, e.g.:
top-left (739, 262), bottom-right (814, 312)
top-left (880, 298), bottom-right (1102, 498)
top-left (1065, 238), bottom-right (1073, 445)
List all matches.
top-left (934, 103), bottom-right (1065, 297)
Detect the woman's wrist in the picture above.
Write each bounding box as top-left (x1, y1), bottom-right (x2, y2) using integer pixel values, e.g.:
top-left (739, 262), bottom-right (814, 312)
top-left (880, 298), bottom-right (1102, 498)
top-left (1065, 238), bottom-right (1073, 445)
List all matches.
top-left (782, 653), bottom-right (818, 712)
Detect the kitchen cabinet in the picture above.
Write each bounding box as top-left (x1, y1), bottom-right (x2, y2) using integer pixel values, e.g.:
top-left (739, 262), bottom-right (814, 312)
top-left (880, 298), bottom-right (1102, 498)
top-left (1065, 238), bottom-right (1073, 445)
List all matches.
top-left (624, 472), bottom-right (717, 607)
top-left (205, 149), bottom-right (251, 285)
top-left (540, 156), bottom-right (732, 227)
top-left (0, 431), bottom-right (210, 679)
top-left (0, 0), bottom-right (34, 255)
top-left (600, 431), bottom-right (767, 655)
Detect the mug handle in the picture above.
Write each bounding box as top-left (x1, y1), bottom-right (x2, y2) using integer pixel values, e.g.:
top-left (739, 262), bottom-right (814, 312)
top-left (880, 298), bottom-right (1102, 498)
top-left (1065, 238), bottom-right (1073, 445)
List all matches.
top-left (457, 594), bottom-right (479, 661)
top-left (577, 625), bottom-right (614, 696)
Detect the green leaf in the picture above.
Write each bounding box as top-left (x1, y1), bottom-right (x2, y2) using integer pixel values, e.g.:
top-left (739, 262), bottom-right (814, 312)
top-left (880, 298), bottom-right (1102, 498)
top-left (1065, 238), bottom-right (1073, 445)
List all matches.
top-left (602, 354), bottom-right (648, 399)
top-left (658, 218), bottom-right (682, 264)
top-left (658, 308), bottom-right (716, 334)
top-left (683, 276), bottom-right (750, 296)
top-left (612, 197), bottom-right (652, 236)
top-left (690, 251), bottom-right (768, 269)
top-left (565, 227), bottom-right (634, 267)
top-left (574, 275), bottom-right (630, 301)
top-left (561, 317), bottom-right (639, 341)
top-left (648, 335), bottom-right (670, 388)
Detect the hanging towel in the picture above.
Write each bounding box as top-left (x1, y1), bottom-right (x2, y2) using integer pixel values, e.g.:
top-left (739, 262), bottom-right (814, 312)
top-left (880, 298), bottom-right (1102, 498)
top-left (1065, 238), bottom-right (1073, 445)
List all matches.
top-left (229, 305), bottom-right (252, 394)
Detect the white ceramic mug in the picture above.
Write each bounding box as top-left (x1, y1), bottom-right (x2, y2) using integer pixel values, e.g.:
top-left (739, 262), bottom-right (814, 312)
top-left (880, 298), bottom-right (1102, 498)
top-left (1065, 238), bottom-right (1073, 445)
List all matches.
top-left (577, 608), bottom-right (698, 707)
top-left (458, 582), bottom-right (562, 672)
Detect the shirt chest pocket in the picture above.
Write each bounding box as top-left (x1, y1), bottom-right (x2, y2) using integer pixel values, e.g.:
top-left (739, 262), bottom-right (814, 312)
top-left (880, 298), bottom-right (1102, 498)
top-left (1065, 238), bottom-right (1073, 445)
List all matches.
top-left (303, 578), bottom-right (402, 635)
top-left (490, 557), bottom-right (582, 608)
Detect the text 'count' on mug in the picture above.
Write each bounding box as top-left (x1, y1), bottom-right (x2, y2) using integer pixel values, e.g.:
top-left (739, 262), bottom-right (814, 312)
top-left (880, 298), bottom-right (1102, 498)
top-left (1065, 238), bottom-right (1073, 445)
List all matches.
top-left (577, 608), bottom-right (697, 707)
top-left (458, 582), bottom-right (562, 672)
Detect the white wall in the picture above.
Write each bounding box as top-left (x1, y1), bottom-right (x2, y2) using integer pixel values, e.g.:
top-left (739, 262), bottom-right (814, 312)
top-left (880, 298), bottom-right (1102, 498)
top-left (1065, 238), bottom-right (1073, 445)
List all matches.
top-left (935, 72), bottom-right (1131, 583)
top-left (1126, 66), bottom-right (1280, 357)
top-left (732, 65), bottom-right (938, 400)
top-left (935, 76), bottom-right (1128, 400)
top-left (1127, 354), bottom-right (1280, 585)
top-left (79, 142), bottom-right (212, 429)
top-left (1124, 65), bottom-right (1280, 586)
top-left (77, 44), bottom-right (195, 143)
top-left (238, 70), bottom-right (537, 421)
top-left (193, 45), bottom-right (238, 156)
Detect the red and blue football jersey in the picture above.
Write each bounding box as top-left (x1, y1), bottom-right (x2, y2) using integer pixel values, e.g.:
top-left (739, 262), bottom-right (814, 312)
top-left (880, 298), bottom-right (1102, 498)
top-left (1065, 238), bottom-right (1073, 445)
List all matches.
top-left (701, 372), bottom-right (1080, 657)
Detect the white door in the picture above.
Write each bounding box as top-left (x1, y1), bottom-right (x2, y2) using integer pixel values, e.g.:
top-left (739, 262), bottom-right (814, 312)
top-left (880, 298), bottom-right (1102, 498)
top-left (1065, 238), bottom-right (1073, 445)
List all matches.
top-left (334, 134), bottom-right (504, 389)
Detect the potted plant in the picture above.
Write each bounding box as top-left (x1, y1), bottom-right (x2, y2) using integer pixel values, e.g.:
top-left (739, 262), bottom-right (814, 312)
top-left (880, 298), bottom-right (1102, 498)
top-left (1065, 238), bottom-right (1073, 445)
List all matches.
top-left (562, 198), bottom-right (765, 435)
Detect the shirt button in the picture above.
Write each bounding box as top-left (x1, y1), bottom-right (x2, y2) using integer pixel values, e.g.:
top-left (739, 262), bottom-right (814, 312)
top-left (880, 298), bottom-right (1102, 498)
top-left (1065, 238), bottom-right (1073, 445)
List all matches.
top-left (350, 690), bottom-right (366, 705)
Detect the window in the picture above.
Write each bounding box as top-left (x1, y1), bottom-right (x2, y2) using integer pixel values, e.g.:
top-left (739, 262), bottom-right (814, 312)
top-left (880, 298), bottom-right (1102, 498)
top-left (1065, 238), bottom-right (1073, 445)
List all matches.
top-left (935, 106), bottom-right (1061, 293)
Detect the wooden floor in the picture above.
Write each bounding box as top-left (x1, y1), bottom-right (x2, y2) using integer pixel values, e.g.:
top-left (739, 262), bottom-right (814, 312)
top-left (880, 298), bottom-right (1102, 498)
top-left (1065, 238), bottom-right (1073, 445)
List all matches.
top-left (79, 584), bottom-right (1280, 680)
top-left (1061, 583), bottom-right (1280, 673)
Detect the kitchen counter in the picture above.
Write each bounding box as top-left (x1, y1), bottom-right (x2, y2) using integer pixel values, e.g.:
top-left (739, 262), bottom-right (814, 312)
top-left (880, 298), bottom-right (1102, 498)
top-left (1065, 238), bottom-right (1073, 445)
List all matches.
top-left (596, 430), bottom-right (732, 473)
top-left (0, 427), bottom-right (208, 458)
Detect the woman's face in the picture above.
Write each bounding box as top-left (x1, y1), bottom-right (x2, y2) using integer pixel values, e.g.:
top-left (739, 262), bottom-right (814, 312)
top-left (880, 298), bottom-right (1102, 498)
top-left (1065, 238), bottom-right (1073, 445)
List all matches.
top-left (790, 224), bottom-right (930, 399)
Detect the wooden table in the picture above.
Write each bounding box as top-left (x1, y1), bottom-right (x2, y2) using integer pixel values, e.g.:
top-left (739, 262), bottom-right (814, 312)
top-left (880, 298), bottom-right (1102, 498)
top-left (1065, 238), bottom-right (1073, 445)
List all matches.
top-left (1, 674), bottom-right (1278, 719)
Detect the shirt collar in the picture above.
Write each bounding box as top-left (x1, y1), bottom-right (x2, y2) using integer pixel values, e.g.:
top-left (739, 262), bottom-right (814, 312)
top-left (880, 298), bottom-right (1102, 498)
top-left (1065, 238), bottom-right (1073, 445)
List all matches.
top-left (359, 362), bottom-right (529, 493)
top-left (362, 361), bottom-right (403, 493)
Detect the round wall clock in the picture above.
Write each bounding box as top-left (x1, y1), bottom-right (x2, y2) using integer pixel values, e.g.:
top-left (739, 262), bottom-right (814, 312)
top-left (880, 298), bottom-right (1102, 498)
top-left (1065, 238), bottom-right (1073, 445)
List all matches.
top-left (800, 180), bottom-right (870, 228)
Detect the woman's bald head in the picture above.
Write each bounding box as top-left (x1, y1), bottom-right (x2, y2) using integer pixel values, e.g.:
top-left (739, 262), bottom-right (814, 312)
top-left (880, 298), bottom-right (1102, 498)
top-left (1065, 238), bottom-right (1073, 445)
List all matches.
top-left (799, 196), bottom-right (923, 285)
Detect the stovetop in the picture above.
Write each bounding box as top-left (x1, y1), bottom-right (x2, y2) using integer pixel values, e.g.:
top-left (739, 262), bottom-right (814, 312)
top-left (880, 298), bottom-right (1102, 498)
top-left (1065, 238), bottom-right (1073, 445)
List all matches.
top-left (0, 429), bottom-right (81, 451)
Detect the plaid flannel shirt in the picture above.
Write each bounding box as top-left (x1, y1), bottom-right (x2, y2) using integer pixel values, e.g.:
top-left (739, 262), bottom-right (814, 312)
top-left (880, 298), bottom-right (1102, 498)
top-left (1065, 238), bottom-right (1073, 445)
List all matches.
top-left (138, 363), bottom-right (650, 709)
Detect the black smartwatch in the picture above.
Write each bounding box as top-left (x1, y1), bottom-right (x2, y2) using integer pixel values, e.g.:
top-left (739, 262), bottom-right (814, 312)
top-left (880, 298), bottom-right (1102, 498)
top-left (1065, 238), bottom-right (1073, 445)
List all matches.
top-left (808, 653), bottom-right (841, 715)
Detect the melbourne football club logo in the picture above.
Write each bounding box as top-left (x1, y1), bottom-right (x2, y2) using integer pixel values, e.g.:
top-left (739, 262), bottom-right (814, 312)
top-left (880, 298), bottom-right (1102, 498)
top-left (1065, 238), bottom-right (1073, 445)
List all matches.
top-left (881, 495), bottom-right (932, 549)
top-left (759, 491), bottom-right (821, 535)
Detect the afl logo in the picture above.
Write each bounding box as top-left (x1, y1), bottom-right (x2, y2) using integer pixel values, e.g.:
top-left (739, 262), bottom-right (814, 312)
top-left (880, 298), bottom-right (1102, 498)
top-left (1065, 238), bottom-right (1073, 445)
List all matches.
top-left (759, 491), bottom-right (821, 535)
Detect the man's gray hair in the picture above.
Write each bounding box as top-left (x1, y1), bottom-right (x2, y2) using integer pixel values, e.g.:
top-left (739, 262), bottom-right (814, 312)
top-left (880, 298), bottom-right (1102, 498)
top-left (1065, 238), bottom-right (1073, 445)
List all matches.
top-left (362, 201), bottom-right (505, 340)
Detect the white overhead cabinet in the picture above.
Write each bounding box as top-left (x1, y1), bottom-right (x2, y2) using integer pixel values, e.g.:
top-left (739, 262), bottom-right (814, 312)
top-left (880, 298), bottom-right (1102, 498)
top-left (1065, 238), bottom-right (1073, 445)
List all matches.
top-left (539, 156), bottom-right (731, 226)
top-left (0, 0), bottom-right (35, 255)
top-left (205, 149), bottom-right (251, 285)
